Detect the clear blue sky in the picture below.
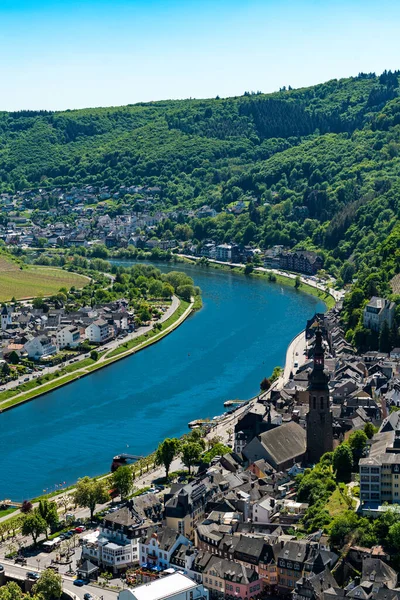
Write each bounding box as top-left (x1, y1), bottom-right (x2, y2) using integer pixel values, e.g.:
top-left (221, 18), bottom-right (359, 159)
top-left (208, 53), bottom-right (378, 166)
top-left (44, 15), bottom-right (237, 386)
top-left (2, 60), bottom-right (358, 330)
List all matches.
top-left (1, 0), bottom-right (399, 111)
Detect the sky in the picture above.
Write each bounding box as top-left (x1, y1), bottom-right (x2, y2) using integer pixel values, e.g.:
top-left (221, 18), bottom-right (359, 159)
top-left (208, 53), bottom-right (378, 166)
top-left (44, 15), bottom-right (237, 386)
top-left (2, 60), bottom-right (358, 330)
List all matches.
top-left (0, 0), bottom-right (399, 111)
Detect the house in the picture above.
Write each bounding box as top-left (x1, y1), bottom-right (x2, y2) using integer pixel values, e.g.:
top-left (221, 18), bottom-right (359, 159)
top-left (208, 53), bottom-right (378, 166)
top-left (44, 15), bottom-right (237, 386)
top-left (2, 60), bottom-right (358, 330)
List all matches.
top-left (85, 319), bottom-right (110, 343)
top-left (164, 481), bottom-right (215, 539)
top-left (216, 244), bottom-right (233, 262)
top-left (81, 498), bottom-right (163, 573)
top-left (203, 556), bottom-right (262, 599)
top-left (252, 497), bottom-right (279, 524)
top-left (363, 297), bottom-right (395, 332)
top-left (243, 422), bottom-right (307, 470)
top-left (56, 326), bottom-right (81, 349)
top-left (292, 567), bottom-right (337, 600)
top-left (118, 572), bottom-right (209, 600)
top-left (276, 541), bottom-right (338, 595)
top-left (139, 528), bottom-right (191, 570)
top-left (279, 251), bottom-right (323, 275)
top-left (23, 335), bottom-right (57, 359)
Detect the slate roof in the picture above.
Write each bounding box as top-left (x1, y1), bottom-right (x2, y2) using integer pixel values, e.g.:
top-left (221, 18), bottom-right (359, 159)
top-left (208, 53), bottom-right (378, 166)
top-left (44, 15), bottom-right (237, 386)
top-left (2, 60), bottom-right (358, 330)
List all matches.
top-left (258, 422), bottom-right (306, 466)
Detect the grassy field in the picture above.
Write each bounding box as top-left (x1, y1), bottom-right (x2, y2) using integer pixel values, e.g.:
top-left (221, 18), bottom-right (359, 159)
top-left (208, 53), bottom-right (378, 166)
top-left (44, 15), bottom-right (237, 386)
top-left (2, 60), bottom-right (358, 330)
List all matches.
top-left (325, 486), bottom-right (356, 521)
top-left (0, 256), bottom-right (89, 301)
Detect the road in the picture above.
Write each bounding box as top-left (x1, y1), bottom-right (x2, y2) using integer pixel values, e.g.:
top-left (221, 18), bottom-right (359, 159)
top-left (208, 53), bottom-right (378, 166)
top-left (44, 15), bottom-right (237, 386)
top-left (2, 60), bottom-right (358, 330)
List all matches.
top-left (178, 254), bottom-right (345, 302)
top-left (1, 560), bottom-right (118, 600)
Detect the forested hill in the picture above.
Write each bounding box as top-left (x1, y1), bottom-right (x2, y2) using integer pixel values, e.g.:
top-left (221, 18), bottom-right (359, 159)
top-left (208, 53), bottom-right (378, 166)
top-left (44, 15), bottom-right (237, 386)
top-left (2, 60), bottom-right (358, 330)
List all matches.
top-left (2, 71), bottom-right (400, 311)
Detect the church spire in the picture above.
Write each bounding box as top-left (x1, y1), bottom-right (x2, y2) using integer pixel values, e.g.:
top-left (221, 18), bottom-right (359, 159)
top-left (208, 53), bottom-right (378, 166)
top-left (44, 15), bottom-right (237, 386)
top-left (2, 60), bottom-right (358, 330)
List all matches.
top-left (308, 326), bottom-right (329, 391)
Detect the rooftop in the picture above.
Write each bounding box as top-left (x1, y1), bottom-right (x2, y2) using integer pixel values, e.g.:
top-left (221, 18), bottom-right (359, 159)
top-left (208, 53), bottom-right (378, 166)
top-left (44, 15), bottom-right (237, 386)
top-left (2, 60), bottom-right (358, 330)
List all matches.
top-left (122, 572), bottom-right (198, 600)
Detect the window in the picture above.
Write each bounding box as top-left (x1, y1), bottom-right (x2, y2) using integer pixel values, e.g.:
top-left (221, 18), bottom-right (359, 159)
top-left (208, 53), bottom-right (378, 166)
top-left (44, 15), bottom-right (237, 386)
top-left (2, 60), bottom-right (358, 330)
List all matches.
top-left (313, 396), bottom-right (316, 410)
top-left (320, 397), bottom-right (324, 409)
top-left (236, 587), bottom-right (240, 593)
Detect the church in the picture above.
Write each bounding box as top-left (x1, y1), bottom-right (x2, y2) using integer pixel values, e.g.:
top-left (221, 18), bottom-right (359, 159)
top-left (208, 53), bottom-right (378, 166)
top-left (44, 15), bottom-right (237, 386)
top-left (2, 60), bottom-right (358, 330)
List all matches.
top-left (306, 327), bottom-right (334, 463)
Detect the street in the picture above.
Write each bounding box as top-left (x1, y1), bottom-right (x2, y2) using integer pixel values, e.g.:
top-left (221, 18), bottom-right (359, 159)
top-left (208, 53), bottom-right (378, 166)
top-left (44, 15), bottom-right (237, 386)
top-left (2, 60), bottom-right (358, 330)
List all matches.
top-left (0, 560), bottom-right (118, 600)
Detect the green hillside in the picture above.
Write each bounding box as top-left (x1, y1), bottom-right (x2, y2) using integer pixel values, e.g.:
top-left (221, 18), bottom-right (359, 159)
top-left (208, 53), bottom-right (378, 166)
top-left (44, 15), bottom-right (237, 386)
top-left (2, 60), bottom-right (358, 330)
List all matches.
top-left (2, 70), bottom-right (400, 346)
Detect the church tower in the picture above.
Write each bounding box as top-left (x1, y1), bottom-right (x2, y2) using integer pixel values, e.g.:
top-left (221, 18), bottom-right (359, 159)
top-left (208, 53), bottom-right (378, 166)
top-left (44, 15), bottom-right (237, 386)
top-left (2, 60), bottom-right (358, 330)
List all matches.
top-left (306, 327), bottom-right (333, 464)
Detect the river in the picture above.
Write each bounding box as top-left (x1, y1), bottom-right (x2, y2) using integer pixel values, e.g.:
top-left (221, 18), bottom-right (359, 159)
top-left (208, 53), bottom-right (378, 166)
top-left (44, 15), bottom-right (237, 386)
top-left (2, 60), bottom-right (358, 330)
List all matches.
top-left (0, 262), bottom-right (325, 500)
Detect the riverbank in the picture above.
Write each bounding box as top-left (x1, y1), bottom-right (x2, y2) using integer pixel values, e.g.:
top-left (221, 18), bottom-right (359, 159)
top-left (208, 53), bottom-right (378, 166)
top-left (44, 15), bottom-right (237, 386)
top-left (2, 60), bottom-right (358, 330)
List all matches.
top-left (177, 254), bottom-right (339, 310)
top-left (0, 296), bottom-right (194, 413)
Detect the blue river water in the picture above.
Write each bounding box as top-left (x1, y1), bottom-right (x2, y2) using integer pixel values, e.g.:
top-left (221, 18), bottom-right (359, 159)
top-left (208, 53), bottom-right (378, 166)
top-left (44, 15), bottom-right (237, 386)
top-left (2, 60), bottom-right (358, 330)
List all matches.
top-left (0, 262), bottom-right (325, 500)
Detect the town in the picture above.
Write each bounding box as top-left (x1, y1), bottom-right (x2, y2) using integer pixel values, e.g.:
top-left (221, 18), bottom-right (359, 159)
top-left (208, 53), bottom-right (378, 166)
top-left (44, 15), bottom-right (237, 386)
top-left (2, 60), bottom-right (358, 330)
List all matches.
top-left (2, 288), bottom-right (400, 600)
top-left (0, 184), bottom-right (324, 276)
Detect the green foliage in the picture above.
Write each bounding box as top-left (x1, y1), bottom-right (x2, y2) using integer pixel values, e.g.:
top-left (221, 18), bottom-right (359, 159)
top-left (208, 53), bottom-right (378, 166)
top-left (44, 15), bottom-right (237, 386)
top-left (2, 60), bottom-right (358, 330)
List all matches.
top-left (155, 438), bottom-right (181, 479)
top-left (202, 443), bottom-right (232, 465)
top-left (348, 430), bottom-right (368, 463)
top-left (112, 465), bottom-right (133, 500)
top-left (33, 569), bottom-right (62, 600)
top-left (21, 510), bottom-right (47, 545)
top-left (181, 441), bottom-right (203, 474)
top-left (38, 499), bottom-right (58, 538)
top-left (90, 350), bottom-right (99, 361)
top-left (329, 510), bottom-right (360, 548)
top-left (333, 443), bottom-right (353, 482)
top-left (73, 476), bottom-right (109, 519)
top-left (364, 422), bottom-right (376, 439)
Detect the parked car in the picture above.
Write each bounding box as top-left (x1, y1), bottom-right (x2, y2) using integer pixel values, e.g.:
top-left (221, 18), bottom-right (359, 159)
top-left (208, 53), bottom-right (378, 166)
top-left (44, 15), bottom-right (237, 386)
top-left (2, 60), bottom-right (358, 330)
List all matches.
top-left (75, 525), bottom-right (86, 533)
top-left (74, 579), bottom-right (88, 587)
top-left (27, 572), bottom-right (40, 580)
top-left (14, 556), bottom-right (27, 564)
top-left (0, 565), bottom-right (4, 572)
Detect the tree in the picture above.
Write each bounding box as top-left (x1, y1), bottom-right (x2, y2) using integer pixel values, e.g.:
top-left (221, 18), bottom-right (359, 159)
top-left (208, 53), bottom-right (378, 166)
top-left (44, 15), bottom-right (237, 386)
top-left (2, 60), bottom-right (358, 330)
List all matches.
top-left (364, 422), bottom-right (375, 439)
top-left (38, 499), bottom-right (58, 538)
top-left (21, 510), bottom-right (47, 545)
top-left (181, 442), bottom-right (202, 474)
top-left (7, 351), bottom-right (19, 365)
top-left (90, 350), bottom-right (99, 361)
top-left (33, 569), bottom-right (62, 600)
top-left (260, 377), bottom-right (271, 391)
top-left (32, 295), bottom-right (44, 310)
top-left (244, 263), bottom-right (253, 275)
top-left (73, 476), bottom-right (109, 520)
top-left (0, 582), bottom-right (25, 600)
top-left (20, 500), bottom-right (33, 514)
top-left (379, 320), bottom-right (391, 352)
top-left (332, 443), bottom-right (353, 482)
top-left (330, 511), bottom-right (359, 547)
top-left (162, 282), bottom-right (175, 299)
top-left (112, 466), bottom-right (133, 500)
top-left (1, 362), bottom-right (10, 378)
top-left (388, 521), bottom-right (400, 548)
top-left (176, 284), bottom-right (194, 302)
top-left (155, 438), bottom-right (180, 479)
top-left (294, 275), bottom-right (301, 289)
top-left (202, 443), bottom-right (232, 464)
top-left (148, 279), bottom-right (164, 298)
top-left (348, 430), bottom-right (368, 464)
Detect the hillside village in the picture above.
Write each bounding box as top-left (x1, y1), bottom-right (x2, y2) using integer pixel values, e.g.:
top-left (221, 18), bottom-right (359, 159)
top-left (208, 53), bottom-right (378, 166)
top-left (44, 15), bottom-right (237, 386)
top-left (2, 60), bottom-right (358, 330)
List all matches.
top-left (0, 185), bottom-right (324, 275)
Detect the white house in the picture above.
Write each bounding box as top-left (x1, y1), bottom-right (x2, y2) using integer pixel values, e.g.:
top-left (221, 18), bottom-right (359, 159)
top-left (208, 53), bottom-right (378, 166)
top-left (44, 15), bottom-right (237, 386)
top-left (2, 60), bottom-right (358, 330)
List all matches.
top-left (85, 319), bottom-right (110, 343)
top-left (252, 496), bottom-right (279, 524)
top-left (118, 572), bottom-right (209, 600)
top-left (363, 296), bottom-right (395, 332)
top-left (23, 335), bottom-right (57, 359)
top-left (56, 326), bottom-right (81, 349)
top-left (216, 244), bottom-right (233, 262)
top-left (81, 527), bottom-right (138, 574)
top-left (139, 529), bottom-right (191, 571)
